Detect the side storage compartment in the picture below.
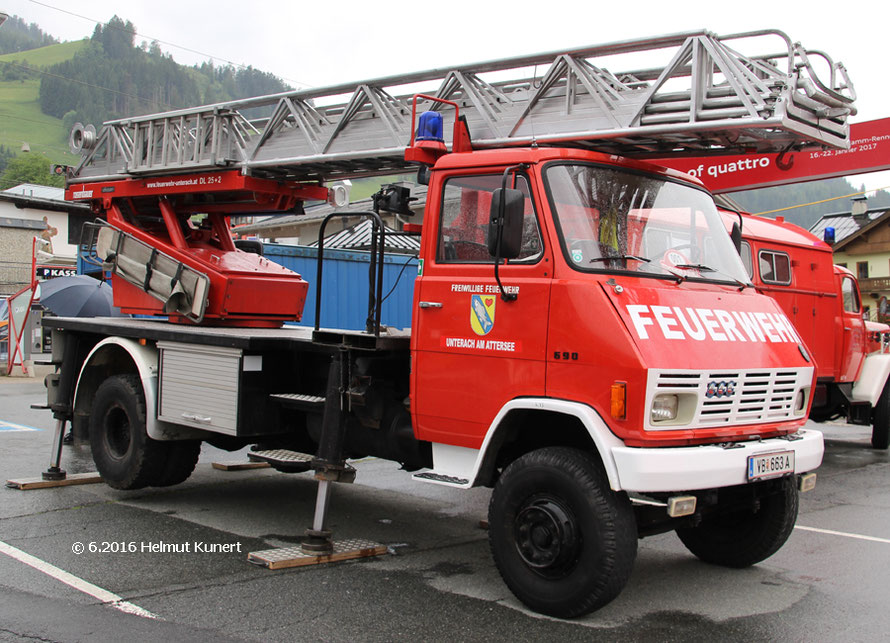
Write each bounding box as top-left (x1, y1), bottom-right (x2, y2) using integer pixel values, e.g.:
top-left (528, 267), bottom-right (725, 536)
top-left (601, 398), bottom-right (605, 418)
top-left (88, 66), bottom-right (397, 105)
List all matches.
top-left (157, 342), bottom-right (243, 435)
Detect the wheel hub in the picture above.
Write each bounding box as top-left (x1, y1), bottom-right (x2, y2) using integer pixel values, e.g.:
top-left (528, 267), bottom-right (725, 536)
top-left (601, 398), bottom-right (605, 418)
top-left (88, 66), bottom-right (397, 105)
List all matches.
top-left (104, 405), bottom-right (132, 459)
top-left (514, 496), bottom-right (579, 573)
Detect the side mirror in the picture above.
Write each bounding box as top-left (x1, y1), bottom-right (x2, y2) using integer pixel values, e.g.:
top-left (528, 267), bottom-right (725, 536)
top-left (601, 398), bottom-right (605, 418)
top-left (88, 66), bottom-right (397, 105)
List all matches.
top-left (730, 221), bottom-right (742, 254)
top-left (488, 188), bottom-right (524, 259)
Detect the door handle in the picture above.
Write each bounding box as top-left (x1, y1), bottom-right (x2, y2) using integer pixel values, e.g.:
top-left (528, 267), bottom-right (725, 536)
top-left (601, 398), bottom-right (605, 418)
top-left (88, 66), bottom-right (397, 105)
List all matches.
top-left (182, 413), bottom-right (212, 424)
top-left (419, 301), bottom-right (443, 309)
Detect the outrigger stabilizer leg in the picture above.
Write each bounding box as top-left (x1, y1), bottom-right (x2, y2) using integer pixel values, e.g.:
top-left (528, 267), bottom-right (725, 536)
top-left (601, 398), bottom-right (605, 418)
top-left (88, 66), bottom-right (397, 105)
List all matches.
top-left (301, 350), bottom-right (356, 554)
top-left (43, 418), bottom-right (67, 481)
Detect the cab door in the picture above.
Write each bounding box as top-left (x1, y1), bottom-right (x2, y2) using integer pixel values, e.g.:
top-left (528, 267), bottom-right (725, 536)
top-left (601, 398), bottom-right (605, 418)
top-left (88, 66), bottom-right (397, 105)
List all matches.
top-left (838, 274), bottom-right (866, 382)
top-left (411, 170), bottom-right (551, 449)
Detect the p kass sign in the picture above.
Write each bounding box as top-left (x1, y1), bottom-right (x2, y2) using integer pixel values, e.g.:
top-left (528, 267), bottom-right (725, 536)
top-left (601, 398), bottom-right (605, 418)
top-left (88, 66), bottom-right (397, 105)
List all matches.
top-left (36, 267), bottom-right (76, 279)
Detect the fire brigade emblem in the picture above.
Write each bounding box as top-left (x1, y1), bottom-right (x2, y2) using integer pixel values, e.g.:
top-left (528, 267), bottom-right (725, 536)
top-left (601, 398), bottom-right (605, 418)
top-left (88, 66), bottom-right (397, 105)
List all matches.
top-left (470, 294), bottom-right (495, 336)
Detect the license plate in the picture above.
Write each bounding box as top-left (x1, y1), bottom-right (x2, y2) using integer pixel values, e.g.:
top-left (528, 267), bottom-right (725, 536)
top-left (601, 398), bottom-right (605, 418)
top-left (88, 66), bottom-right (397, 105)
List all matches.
top-left (747, 450), bottom-right (795, 481)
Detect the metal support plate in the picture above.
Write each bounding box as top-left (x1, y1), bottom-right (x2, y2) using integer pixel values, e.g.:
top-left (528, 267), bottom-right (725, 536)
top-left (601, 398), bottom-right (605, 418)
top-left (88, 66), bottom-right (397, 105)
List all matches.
top-left (247, 539), bottom-right (388, 570)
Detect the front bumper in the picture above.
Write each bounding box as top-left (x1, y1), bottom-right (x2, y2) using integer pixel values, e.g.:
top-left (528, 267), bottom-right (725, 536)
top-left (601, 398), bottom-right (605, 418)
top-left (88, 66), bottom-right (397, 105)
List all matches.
top-left (611, 429), bottom-right (823, 492)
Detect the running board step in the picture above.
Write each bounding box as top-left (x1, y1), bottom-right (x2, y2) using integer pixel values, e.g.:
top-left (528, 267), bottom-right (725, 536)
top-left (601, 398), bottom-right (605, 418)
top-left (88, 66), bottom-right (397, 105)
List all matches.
top-left (412, 471), bottom-right (470, 487)
top-left (248, 449), bottom-right (314, 473)
top-left (269, 393), bottom-right (326, 410)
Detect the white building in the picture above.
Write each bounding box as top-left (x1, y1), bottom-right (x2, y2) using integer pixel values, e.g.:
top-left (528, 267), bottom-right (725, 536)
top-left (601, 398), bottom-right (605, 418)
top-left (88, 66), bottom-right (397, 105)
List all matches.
top-left (0, 183), bottom-right (90, 295)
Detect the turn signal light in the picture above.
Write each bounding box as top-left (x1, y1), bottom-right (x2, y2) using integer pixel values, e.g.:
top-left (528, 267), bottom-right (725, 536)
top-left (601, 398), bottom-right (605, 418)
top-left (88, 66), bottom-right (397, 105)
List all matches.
top-left (610, 382), bottom-right (626, 420)
top-left (667, 495), bottom-right (697, 517)
top-left (799, 472), bottom-right (817, 493)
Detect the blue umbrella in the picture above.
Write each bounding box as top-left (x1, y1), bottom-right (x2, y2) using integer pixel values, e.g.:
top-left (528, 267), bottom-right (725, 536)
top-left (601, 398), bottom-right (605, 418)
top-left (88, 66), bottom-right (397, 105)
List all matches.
top-left (38, 275), bottom-right (123, 317)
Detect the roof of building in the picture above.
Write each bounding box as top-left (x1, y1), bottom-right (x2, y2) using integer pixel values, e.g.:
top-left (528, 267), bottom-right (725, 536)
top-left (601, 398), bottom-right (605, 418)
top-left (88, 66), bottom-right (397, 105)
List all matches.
top-left (233, 184), bottom-right (427, 238)
top-left (809, 209), bottom-right (887, 245)
top-left (0, 183), bottom-right (90, 214)
top-left (2, 183), bottom-right (64, 200)
top-left (826, 208), bottom-right (890, 253)
top-left (308, 219), bottom-right (419, 254)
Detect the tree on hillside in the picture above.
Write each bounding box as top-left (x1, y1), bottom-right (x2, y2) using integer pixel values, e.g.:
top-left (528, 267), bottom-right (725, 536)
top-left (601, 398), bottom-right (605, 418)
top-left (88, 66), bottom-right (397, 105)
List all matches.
top-left (0, 154), bottom-right (64, 189)
top-left (0, 145), bottom-right (16, 176)
top-left (91, 15), bottom-right (136, 60)
top-left (0, 15), bottom-right (58, 54)
top-left (34, 14), bottom-right (289, 132)
top-left (0, 58), bottom-right (39, 82)
top-left (732, 178), bottom-right (890, 229)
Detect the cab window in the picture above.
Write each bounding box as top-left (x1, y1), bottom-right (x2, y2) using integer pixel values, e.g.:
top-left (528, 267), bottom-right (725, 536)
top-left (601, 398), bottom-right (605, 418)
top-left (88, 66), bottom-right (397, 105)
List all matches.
top-left (842, 276), bottom-right (860, 313)
top-left (437, 174), bottom-right (542, 263)
top-left (758, 249), bottom-right (791, 285)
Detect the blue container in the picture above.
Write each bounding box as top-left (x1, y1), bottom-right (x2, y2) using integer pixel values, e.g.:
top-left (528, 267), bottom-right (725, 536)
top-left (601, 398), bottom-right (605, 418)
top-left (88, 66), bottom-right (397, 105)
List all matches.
top-left (263, 244), bottom-right (418, 330)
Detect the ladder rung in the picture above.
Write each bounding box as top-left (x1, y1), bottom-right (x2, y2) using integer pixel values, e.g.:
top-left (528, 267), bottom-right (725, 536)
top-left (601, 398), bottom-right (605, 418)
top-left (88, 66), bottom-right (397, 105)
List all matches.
top-left (269, 393), bottom-right (325, 404)
top-left (412, 471), bottom-right (470, 487)
top-left (269, 393), bottom-right (326, 408)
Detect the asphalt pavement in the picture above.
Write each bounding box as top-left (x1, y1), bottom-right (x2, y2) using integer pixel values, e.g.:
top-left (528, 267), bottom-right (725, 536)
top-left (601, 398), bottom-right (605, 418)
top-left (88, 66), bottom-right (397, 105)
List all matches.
top-left (1, 375), bottom-right (888, 642)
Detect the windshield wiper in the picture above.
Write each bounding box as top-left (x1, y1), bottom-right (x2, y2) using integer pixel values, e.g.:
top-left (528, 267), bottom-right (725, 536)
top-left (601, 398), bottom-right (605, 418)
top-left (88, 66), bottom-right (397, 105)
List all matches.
top-left (589, 255), bottom-right (650, 264)
top-left (674, 264), bottom-right (749, 291)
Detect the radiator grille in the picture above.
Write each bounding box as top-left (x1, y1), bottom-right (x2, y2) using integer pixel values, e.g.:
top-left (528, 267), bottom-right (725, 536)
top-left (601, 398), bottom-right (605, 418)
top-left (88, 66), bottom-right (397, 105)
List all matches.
top-left (647, 368), bottom-right (810, 430)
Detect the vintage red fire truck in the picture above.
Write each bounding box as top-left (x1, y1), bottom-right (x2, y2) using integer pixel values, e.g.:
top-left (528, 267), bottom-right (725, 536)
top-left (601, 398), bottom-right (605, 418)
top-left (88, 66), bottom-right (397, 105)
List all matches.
top-left (37, 30), bottom-right (854, 617)
top-left (732, 213), bottom-right (890, 448)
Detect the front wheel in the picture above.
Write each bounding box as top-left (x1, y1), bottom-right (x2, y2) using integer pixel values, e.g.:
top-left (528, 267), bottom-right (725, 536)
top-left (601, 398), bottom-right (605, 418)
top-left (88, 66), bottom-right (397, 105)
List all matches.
top-left (488, 447), bottom-right (637, 618)
top-left (871, 382), bottom-right (890, 450)
top-left (676, 477), bottom-right (798, 568)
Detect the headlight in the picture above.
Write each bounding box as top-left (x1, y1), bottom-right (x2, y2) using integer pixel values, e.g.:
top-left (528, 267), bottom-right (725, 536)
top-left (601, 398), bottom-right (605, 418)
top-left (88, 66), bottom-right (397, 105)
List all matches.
top-left (651, 394), bottom-right (679, 422)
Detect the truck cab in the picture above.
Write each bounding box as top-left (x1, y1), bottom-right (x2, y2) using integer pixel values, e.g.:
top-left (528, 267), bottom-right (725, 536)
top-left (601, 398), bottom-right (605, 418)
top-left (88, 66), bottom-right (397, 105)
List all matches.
top-left (412, 148), bottom-right (815, 455)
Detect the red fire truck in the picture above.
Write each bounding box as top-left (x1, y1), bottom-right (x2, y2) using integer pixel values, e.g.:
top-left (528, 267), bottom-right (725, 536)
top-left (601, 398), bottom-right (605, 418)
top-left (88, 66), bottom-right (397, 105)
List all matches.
top-left (38, 30), bottom-right (853, 617)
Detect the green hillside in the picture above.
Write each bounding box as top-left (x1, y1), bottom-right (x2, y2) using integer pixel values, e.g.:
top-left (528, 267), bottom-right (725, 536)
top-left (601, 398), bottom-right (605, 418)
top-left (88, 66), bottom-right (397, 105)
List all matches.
top-left (0, 42), bottom-right (88, 167)
top-left (0, 40), bottom-right (88, 67)
top-left (0, 78), bottom-right (77, 166)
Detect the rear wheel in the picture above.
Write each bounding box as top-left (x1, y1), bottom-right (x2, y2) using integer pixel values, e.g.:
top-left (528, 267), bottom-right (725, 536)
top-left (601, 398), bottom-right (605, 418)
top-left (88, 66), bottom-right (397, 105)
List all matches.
top-left (488, 447), bottom-right (637, 618)
top-left (871, 382), bottom-right (890, 450)
top-left (676, 478), bottom-right (798, 568)
top-left (89, 374), bottom-right (167, 490)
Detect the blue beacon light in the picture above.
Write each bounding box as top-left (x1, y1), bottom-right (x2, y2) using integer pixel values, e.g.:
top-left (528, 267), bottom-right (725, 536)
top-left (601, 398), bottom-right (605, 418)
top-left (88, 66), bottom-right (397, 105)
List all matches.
top-left (416, 111), bottom-right (444, 143)
top-left (823, 226), bottom-right (835, 244)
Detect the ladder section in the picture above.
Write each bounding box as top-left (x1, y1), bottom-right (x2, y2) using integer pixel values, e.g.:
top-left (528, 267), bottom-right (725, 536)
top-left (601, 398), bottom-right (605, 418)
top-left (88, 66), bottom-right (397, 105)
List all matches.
top-left (70, 29), bottom-right (856, 183)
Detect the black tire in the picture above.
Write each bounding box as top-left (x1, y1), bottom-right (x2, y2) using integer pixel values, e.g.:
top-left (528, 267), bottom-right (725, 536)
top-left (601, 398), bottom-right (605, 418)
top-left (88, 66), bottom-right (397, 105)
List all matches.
top-left (89, 374), bottom-right (167, 490)
top-left (676, 478), bottom-right (798, 568)
top-left (488, 447), bottom-right (637, 618)
top-left (871, 382), bottom-right (890, 450)
top-left (153, 440), bottom-right (201, 487)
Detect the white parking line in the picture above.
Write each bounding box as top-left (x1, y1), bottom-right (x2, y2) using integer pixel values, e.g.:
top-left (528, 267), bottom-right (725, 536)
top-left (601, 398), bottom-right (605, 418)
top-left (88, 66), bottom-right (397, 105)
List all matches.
top-left (0, 540), bottom-right (158, 619)
top-left (0, 421), bottom-right (40, 432)
top-left (795, 525), bottom-right (890, 544)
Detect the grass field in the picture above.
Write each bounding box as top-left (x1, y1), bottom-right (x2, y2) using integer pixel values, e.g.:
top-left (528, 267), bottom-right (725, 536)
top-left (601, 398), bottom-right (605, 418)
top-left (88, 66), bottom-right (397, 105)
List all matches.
top-left (0, 78), bottom-right (75, 165)
top-left (0, 40), bottom-right (88, 67)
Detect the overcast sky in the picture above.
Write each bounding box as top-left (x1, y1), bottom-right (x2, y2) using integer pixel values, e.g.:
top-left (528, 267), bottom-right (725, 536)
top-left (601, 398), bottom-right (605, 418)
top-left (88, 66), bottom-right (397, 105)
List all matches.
top-left (5, 0), bottom-right (889, 192)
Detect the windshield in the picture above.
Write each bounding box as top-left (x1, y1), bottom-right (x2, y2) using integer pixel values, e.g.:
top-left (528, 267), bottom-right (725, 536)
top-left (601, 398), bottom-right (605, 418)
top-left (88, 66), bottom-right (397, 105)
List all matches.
top-left (544, 163), bottom-right (751, 285)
